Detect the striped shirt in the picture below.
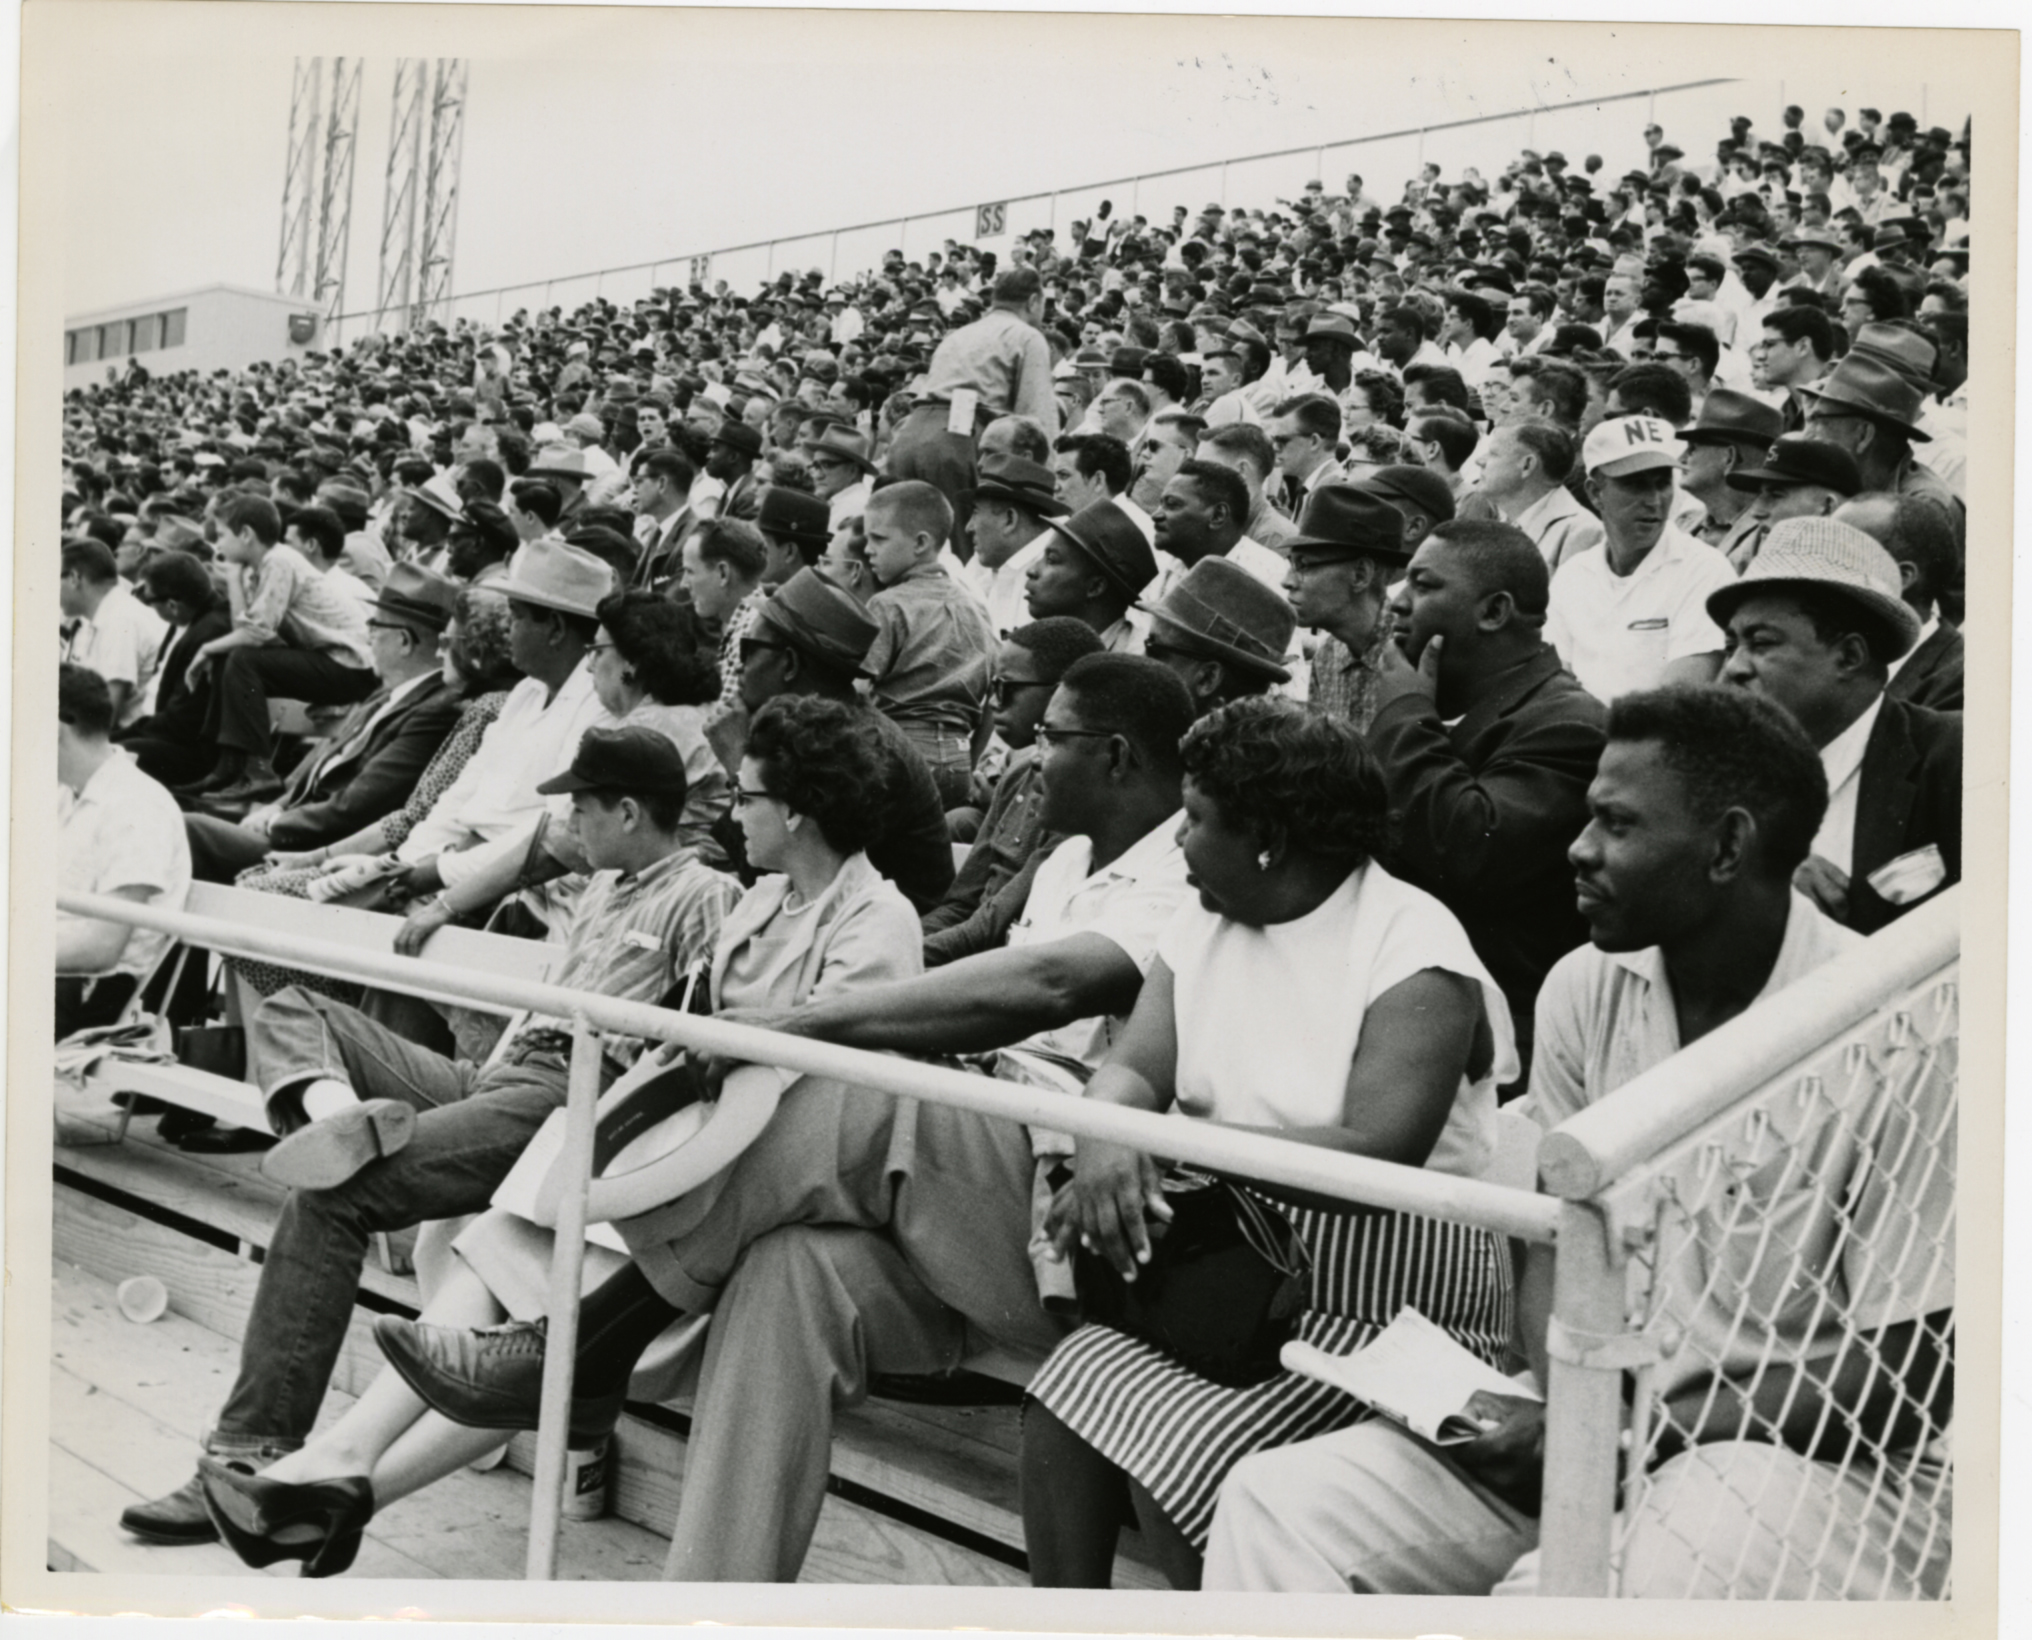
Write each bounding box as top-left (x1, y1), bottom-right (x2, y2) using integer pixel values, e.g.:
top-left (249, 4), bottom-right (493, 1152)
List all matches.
top-left (519, 849), bottom-right (739, 1070)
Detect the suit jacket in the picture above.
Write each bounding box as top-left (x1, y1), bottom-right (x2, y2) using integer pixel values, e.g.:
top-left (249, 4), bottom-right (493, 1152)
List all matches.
top-left (265, 674), bottom-right (465, 850)
top-left (1847, 695), bottom-right (1962, 936)
top-left (1885, 622), bottom-right (1965, 714)
top-left (123, 606), bottom-right (232, 743)
top-left (1366, 645), bottom-right (1608, 1051)
top-left (633, 507), bottom-right (695, 592)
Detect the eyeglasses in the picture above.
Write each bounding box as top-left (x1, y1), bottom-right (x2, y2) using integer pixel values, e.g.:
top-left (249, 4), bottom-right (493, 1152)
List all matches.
top-left (1033, 724), bottom-right (1123, 751)
top-left (587, 640), bottom-right (618, 655)
top-left (732, 787), bottom-right (781, 809)
top-left (365, 619), bottom-right (412, 634)
top-left (989, 677), bottom-right (1054, 706)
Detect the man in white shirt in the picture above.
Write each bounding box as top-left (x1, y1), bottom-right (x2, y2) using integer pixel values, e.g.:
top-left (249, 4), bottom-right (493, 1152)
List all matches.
top-left (1439, 290), bottom-right (1504, 391)
top-left (388, 538), bottom-right (615, 902)
top-left (1478, 420), bottom-right (1606, 572)
top-left (1710, 516), bottom-right (1959, 934)
top-left (1545, 415), bottom-right (1735, 701)
top-left (961, 451), bottom-right (1070, 639)
top-left (60, 538), bottom-right (166, 731)
top-left (57, 663), bottom-right (191, 1039)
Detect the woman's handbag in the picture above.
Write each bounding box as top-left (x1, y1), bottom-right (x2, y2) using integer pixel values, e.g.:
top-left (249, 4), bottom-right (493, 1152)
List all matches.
top-left (1072, 1170), bottom-right (1312, 1388)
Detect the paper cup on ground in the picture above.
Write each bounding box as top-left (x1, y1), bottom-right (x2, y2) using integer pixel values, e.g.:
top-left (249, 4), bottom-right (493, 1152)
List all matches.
top-left (117, 1276), bottom-right (169, 1324)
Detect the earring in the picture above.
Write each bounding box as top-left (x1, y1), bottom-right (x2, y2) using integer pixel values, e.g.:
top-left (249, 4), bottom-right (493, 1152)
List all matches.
top-left (1256, 850), bottom-right (1273, 872)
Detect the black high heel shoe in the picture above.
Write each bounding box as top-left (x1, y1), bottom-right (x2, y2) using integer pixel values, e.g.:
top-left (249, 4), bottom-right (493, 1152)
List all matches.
top-left (198, 1458), bottom-right (375, 1578)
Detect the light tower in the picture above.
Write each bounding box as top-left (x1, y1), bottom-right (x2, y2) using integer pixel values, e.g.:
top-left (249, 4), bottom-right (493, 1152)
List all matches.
top-left (275, 58), bottom-right (323, 298)
top-left (375, 58), bottom-right (469, 334)
top-left (313, 58), bottom-right (364, 324)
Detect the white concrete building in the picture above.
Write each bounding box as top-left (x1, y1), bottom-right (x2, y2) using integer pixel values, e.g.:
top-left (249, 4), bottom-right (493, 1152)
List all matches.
top-left (63, 284), bottom-right (324, 394)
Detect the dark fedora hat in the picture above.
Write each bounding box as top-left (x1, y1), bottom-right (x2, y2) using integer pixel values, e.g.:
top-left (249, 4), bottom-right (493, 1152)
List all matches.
top-left (1797, 354), bottom-right (1932, 441)
top-left (755, 486), bottom-right (833, 549)
top-left (1054, 500), bottom-right (1160, 601)
top-left (1143, 557), bottom-right (1294, 682)
top-left (969, 450), bottom-right (1068, 518)
top-left (1285, 484), bottom-right (1410, 563)
top-left (1679, 388), bottom-right (1787, 451)
top-left (1725, 433), bottom-right (1863, 496)
top-left (367, 561), bottom-right (460, 633)
top-left (711, 420), bottom-right (765, 458)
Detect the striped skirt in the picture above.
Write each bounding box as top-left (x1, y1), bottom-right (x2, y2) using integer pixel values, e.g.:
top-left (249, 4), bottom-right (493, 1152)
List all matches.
top-left (1024, 1196), bottom-right (1514, 1550)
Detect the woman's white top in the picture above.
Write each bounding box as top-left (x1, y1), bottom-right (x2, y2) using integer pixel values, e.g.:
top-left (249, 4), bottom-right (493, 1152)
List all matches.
top-left (1158, 859), bottom-right (1516, 1181)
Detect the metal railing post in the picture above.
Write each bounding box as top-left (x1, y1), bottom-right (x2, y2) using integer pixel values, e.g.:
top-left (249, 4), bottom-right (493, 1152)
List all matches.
top-left (1220, 162), bottom-right (1229, 207)
top-left (829, 231), bottom-right (840, 281)
top-left (1537, 1200), bottom-right (1627, 1596)
top-left (524, 1013), bottom-right (603, 1580)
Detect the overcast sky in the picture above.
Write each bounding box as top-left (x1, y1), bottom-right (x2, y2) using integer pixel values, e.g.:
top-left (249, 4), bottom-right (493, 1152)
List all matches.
top-left (54, 5), bottom-right (1970, 323)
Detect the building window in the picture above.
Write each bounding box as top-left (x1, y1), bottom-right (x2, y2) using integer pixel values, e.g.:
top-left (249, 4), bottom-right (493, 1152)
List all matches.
top-left (132, 313), bottom-right (160, 354)
top-left (161, 308), bottom-right (187, 348)
top-left (99, 321), bottom-right (128, 358)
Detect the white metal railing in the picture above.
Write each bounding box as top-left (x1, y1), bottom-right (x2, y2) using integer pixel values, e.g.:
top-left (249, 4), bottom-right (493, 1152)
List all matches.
top-left (55, 883), bottom-right (1960, 1594)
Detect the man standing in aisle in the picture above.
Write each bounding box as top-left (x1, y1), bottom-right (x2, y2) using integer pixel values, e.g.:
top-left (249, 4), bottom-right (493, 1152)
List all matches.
top-left (887, 268), bottom-right (1060, 543)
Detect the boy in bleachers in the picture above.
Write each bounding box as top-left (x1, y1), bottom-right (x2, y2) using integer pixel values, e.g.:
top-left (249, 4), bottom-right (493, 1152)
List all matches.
top-left (860, 481), bottom-right (998, 806)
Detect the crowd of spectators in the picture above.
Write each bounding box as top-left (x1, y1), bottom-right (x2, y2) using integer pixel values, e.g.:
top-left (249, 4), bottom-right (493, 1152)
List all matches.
top-left (58, 96), bottom-right (1966, 1598)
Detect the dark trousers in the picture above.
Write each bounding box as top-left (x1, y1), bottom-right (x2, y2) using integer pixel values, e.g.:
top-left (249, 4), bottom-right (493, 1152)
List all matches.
top-left (185, 813), bottom-right (275, 884)
top-left (123, 732), bottom-right (216, 787)
top-left (216, 988), bottom-right (577, 1442)
top-left (884, 403), bottom-right (978, 551)
top-left (208, 648), bottom-right (376, 760)
top-left (55, 972), bottom-right (140, 1041)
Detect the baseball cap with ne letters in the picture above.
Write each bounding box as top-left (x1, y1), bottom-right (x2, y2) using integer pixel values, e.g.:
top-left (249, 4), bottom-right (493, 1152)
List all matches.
top-left (1583, 414), bottom-right (1684, 479)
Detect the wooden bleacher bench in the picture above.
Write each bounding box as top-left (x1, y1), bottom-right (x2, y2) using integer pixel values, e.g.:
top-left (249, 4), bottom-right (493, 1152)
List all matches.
top-left (84, 882), bottom-right (560, 1137)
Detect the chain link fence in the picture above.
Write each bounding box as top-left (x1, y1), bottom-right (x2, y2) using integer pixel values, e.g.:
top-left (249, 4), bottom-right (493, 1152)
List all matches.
top-left (1541, 894), bottom-right (1958, 1598)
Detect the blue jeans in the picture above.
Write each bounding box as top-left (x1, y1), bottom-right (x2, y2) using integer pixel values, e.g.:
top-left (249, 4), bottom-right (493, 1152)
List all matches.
top-left (214, 987), bottom-right (576, 1444)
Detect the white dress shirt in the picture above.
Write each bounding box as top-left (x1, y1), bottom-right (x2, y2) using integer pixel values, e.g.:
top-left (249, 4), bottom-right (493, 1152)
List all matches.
top-left (1811, 694), bottom-right (1884, 877)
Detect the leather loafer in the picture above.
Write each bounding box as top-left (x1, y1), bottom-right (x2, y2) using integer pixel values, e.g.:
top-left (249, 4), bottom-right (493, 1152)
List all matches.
top-left (120, 1472), bottom-right (219, 1545)
top-left (373, 1316), bottom-right (624, 1446)
top-left (261, 1099), bottom-right (416, 1190)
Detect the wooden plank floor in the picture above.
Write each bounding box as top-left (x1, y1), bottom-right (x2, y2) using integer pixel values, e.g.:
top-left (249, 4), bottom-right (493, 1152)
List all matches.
top-left (49, 1077), bottom-right (1166, 1587)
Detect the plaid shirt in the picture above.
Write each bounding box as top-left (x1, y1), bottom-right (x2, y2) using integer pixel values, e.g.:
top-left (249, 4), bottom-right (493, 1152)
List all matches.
top-left (1306, 619), bottom-right (1394, 738)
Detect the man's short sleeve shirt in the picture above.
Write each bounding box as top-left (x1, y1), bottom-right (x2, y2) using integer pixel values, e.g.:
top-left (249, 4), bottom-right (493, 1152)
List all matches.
top-left (1545, 524), bottom-right (1734, 701)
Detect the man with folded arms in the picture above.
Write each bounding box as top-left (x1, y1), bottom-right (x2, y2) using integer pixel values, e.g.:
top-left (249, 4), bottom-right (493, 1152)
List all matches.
top-left (1368, 519), bottom-right (1606, 1092)
top-left (116, 728), bottom-right (735, 1547)
top-left (377, 656), bottom-right (1197, 1585)
top-left (1711, 516), bottom-right (1960, 932)
top-left (1544, 415), bottom-right (1736, 702)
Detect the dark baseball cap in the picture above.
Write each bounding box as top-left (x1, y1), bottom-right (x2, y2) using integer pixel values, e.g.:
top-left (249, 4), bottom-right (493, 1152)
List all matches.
top-left (536, 726), bottom-right (691, 798)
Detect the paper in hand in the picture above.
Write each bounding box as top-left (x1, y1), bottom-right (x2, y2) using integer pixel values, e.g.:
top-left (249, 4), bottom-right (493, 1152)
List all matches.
top-left (1283, 1306), bottom-right (1542, 1445)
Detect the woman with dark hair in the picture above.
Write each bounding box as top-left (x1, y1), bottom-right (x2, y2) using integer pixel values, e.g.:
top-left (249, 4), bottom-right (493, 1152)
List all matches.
top-left (1017, 696), bottom-right (1518, 1589)
top-left (589, 589), bottom-right (730, 854)
top-left (198, 696), bottom-right (923, 1575)
top-left (228, 589), bottom-right (526, 1002)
